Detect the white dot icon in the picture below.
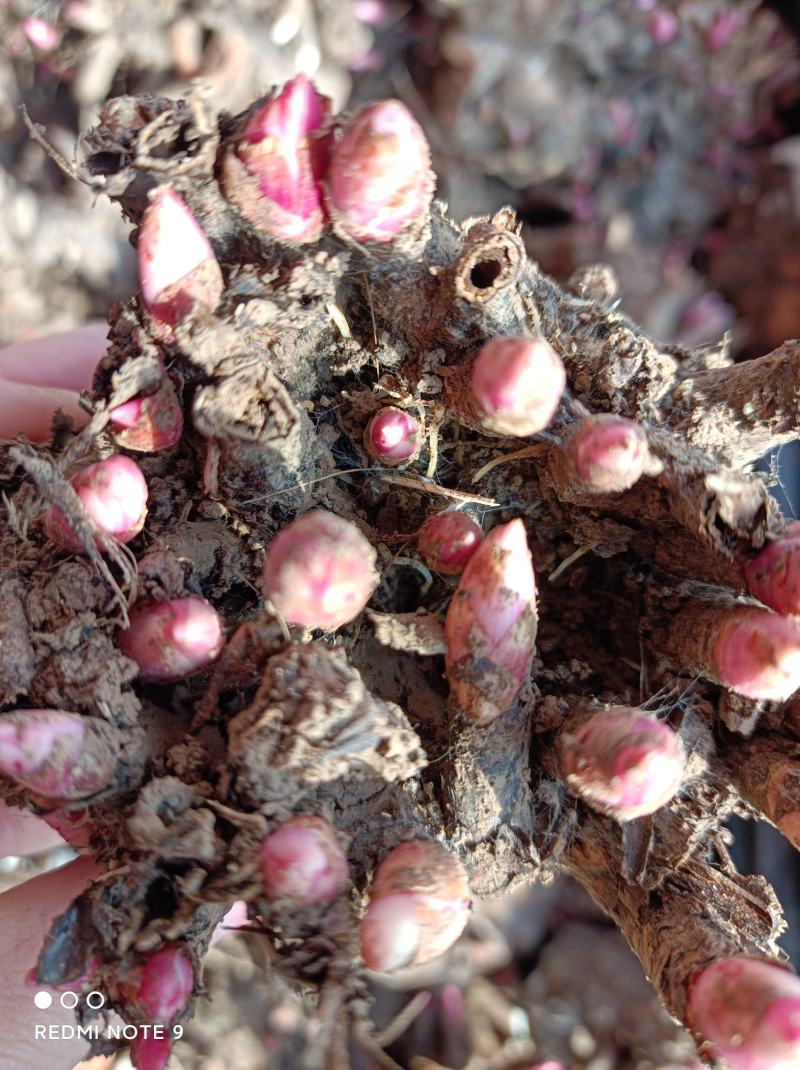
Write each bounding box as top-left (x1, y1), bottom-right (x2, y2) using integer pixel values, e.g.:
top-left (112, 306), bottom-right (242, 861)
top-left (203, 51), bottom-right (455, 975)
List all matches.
top-left (34, 991), bottom-right (53, 1010)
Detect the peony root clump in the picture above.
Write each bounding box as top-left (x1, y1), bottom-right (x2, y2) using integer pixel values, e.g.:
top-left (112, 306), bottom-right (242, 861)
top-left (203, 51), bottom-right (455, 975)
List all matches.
top-left (4, 76), bottom-right (800, 1069)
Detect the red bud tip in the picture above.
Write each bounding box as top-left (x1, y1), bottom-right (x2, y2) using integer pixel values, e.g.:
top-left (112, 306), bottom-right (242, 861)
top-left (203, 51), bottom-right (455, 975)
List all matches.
top-left (569, 414), bottom-right (648, 493)
top-left (706, 10), bottom-right (746, 51)
top-left (46, 455), bottom-right (148, 550)
top-left (714, 610), bottom-right (800, 701)
top-left (688, 956), bottom-right (800, 1070)
top-left (445, 519), bottom-right (537, 723)
top-left (221, 75), bottom-right (330, 243)
top-left (418, 511), bottom-right (483, 576)
top-left (263, 510), bottom-right (378, 630)
top-left (470, 337), bottom-right (565, 437)
top-left (109, 378), bottom-right (184, 452)
top-left (360, 841), bottom-right (470, 972)
top-left (0, 710), bottom-right (116, 800)
top-left (137, 947), bottom-right (194, 1024)
top-left (561, 709), bottom-right (686, 821)
top-left (260, 816), bottom-right (349, 905)
top-left (326, 100), bottom-right (433, 244)
top-left (745, 538), bottom-right (800, 618)
top-left (130, 1034), bottom-right (171, 1070)
top-left (117, 597), bottom-right (225, 682)
top-left (365, 407), bottom-right (421, 465)
top-left (138, 189), bottom-right (223, 326)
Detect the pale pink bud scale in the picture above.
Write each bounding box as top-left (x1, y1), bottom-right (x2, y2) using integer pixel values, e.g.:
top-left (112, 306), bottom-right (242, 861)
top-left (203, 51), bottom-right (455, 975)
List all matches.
top-left (418, 512), bottom-right (483, 576)
top-left (365, 407), bottom-right (421, 464)
top-left (445, 519), bottom-right (537, 722)
top-left (570, 414), bottom-right (648, 493)
top-left (46, 456), bottom-right (148, 550)
top-left (222, 75), bottom-right (329, 243)
top-left (263, 510), bottom-right (378, 630)
top-left (649, 9), bottom-right (679, 44)
top-left (714, 611), bottom-right (800, 701)
top-left (260, 816), bottom-right (348, 905)
top-left (0, 710), bottom-right (115, 800)
top-left (745, 538), bottom-right (800, 617)
top-left (137, 947), bottom-right (194, 1024)
top-left (109, 378), bottom-right (184, 452)
top-left (688, 956), bottom-right (800, 1070)
top-left (361, 841), bottom-right (470, 972)
top-left (326, 100), bottom-right (433, 244)
top-left (138, 189), bottom-right (223, 326)
top-left (118, 597), bottom-right (225, 682)
top-left (561, 709), bottom-right (686, 820)
top-left (470, 337), bottom-right (566, 438)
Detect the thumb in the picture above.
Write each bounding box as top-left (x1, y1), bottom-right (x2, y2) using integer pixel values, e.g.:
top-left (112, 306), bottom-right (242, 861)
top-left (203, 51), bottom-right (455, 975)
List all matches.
top-left (0, 856), bottom-right (98, 1070)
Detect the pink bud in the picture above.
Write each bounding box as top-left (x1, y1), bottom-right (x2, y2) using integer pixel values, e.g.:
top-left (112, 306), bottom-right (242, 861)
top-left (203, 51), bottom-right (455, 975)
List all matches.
top-left (117, 597), bottom-right (225, 682)
top-left (0, 711), bottom-right (116, 800)
top-left (445, 519), bottom-right (537, 723)
top-left (136, 947), bottom-right (194, 1024)
top-left (130, 1034), bottom-right (171, 1070)
top-left (706, 10), bottom-right (746, 51)
top-left (714, 610), bottom-right (800, 701)
top-left (470, 337), bottom-right (565, 438)
top-left (326, 100), bottom-right (433, 244)
top-left (46, 456), bottom-right (148, 550)
top-left (688, 956), bottom-right (800, 1070)
top-left (109, 378), bottom-right (184, 452)
top-left (560, 709), bottom-right (686, 821)
top-left (649, 9), bottom-right (679, 45)
top-left (418, 512), bottom-right (483, 576)
top-left (745, 539), bottom-right (800, 617)
top-left (263, 510), bottom-right (378, 630)
top-left (364, 407), bottom-right (421, 465)
top-left (138, 189), bottom-right (223, 327)
top-left (221, 75), bottom-right (330, 243)
top-left (23, 17), bottom-right (61, 51)
top-left (360, 841), bottom-right (470, 972)
top-left (568, 414), bottom-right (648, 493)
top-left (260, 816), bottom-right (348, 905)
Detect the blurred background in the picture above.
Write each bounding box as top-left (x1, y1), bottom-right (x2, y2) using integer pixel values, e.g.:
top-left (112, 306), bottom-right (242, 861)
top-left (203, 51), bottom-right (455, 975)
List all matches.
top-left (1, 1), bottom-right (800, 1067)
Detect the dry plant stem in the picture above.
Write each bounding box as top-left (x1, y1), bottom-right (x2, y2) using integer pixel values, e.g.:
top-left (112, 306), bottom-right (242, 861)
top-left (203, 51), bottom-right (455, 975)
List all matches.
top-left (666, 341), bottom-right (800, 468)
top-left (562, 809), bottom-right (785, 1022)
top-left (717, 730), bottom-right (800, 851)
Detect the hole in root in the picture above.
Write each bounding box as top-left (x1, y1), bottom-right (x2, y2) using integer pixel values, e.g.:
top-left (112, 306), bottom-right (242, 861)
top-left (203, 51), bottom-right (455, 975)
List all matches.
top-left (469, 259), bottom-right (503, 289)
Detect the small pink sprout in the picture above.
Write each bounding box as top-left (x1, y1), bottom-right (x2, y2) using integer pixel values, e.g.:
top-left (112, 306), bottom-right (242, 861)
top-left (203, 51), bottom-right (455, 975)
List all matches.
top-left (138, 189), bottom-right (223, 327)
top-left (560, 708), bottom-right (686, 821)
top-left (136, 947), bottom-right (194, 1024)
top-left (46, 455), bottom-right (148, 550)
top-left (109, 378), bottom-right (184, 452)
top-left (569, 414), bottom-right (648, 493)
top-left (706, 10), bottom-right (746, 51)
top-left (714, 610), bottom-right (800, 701)
top-left (117, 597), bottom-right (225, 682)
top-left (445, 519), bottom-right (537, 723)
top-left (0, 711), bottom-right (116, 800)
top-left (222, 75), bottom-right (330, 243)
top-left (263, 510), bottom-right (378, 630)
top-left (22, 17), bottom-right (61, 51)
top-left (41, 807), bottom-right (90, 849)
top-left (260, 816), bottom-right (348, 905)
top-left (688, 956), bottom-right (800, 1070)
top-left (418, 511), bottom-right (483, 576)
top-left (649, 9), bottom-right (679, 45)
top-left (470, 337), bottom-right (566, 438)
top-left (130, 1033), bottom-right (171, 1070)
top-left (360, 841), bottom-right (470, 972)
top-left (365, 406), bottom-right (421, 465)
top-left (745, 538), bottom-right (800, 617)
top-left (326, 100), bottom-right (433, 244)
